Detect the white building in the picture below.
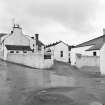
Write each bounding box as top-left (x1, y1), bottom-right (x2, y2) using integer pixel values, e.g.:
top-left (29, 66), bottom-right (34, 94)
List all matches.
top-left (45, 41), bottom-right (71, 63)
top-left (0, 24), bottom-right (53, 69)
top-left (71, 33), bottom-right (104, 70)
top-left (0, 33), bottom-right (7, 48)
top-left (100, 34), bottom-right (105, 75)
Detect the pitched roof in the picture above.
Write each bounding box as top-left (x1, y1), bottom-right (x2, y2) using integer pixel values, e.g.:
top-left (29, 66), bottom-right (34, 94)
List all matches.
top-left (86, 42), bottom-right (104, 51)
top-left (74, 35), bottom-right (105, 51)
top-left (5, 45), bottom-right (32, 51)
top-left (36, 40), bottom-right (45, 46)
top-left (30, 37), bottom-right (45, 46)
top-left (0, 33), bottom-right (7, 38)
top-left (75, 35), bottom-right (105, 48)
top-left (45, 41), bottom-right (69, 48)
top-left (45, 41), bottom-right (62, 48)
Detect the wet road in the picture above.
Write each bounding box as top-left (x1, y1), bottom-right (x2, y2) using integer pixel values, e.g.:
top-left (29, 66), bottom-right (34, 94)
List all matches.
top-left (0, 60), bottom-right (105, 105)
top-left (0, 60), bottom-right (77, 105)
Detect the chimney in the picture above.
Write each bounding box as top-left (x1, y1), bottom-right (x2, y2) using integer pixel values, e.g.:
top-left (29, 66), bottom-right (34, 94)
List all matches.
top-left (35, 34), bottom-right (39, 40)
top-left (13, 24), bottom-right (22, 35)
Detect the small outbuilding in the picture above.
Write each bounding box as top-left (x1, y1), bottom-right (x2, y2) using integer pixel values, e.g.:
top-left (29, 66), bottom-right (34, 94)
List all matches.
top-left (45, 41), bottom-right (71, 63)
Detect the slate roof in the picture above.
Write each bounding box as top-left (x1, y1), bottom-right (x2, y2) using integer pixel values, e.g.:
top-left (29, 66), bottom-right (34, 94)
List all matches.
top-left (45, 41), bottom-right (67, 48)
top-left (0, 33), bottom-right (7, 38)
top-left (75, 35), bottom-right (105, 47)
top-left (30, 37), bottom-right (45, 47)
top-left (86, 43), bottom-right (104, 51)
top-left (36, 40), bottom-right (45, 46)
top-left (75, 35), bottom-right (105, 51)
top-left (5, 45), bottom-right (32, 51)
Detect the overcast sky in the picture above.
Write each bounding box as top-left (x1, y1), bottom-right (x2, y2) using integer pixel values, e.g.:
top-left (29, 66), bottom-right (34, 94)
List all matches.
top-left (0, 0), bottom-right (105, 45)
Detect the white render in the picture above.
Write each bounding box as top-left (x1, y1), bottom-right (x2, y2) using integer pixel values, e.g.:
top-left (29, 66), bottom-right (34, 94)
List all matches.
top-left (71, 45), bottom-right (100, 65)
top-left (46, 42), bottom-right (70, 63)
top-left (4, 27), bottom-right (30, 46)
top-left (100, 44), bottom-right (105, 75)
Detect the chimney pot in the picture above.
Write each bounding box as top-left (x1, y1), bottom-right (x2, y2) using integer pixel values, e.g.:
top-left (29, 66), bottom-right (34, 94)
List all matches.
top-left (35, 34), bottom-right (39, 40)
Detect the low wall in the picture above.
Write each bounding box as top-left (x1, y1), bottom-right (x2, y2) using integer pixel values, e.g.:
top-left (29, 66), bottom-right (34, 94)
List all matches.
top-left (4, 53), bottom-right (53, 69)
top-left (76, 55), bottom-right (100, 68)
top-left (0, 50), bottom-right (3, 59)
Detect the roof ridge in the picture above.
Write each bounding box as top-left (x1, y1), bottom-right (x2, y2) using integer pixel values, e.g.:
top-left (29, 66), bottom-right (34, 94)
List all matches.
top-left (45, 41), bottom-right (62, 48)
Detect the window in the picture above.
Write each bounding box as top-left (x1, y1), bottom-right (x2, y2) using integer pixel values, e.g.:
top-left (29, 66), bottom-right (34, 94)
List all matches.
top-left (68, 46), bottom-right (71, 51)
top-left (68, 58), bottom-right (71, 63)
top-left (38, 46), bottom-right (41, 51)
top-left (23, 51), bottom-right (27, 53)
top-left (44, 55), bottom-right (51, 59)
top-left (60, 51), bottom-right (63, 57)
top-left (93, 52), bottom-right (96, 56)
top-left (32, 49), bottom-right (34, 52)
top-left (16, 51), bottom-right (19, 53)
top-left (10, 51), bottom-right (14, 53)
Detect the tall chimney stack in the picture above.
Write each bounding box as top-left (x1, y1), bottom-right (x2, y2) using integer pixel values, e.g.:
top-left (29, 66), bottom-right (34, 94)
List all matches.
top-left (35, 34), bottom-right (39, 40)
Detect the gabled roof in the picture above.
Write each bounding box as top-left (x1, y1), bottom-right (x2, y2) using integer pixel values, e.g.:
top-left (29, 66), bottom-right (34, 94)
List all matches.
top-left (36, 40), bottom-right (45, 46)
top-left (0, 33), bottom-right (7, 38)
top-left (86, 42), bottom-right (104, 51)
top-left (23, 35), bottom-right (45, 47)
top-left (5, 45), bottom-right (32, 51)
top-left (45, 41), bottom-right (69, 48)
top-left (45, 41), bottom-right (62, 48)
top-left (75, 35), bottom-right (105, 48)
top-left (30, 36), bottom-right (45, 46)
top-left (74, 35), bottom-right (105, 51)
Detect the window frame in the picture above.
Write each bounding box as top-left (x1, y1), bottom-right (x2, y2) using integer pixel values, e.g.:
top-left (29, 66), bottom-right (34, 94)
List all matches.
top-left (60, 51), bottom-right (63, 57)
top-left (93, 51), bottom-right (96, 56)
top-left (10, 50), bottom-right (14, 53)
top-left (16, 50), bottom-right (19, 53)
top-left (23, 50), bottom-right (27, 53)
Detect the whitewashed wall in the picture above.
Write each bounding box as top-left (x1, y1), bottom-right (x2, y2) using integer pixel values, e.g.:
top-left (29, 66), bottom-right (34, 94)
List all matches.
top-left (76, 55), bottom-right (100, 68)
top-left (0, 50), bottom-right (4, 59)
top-left (5, 53), bottom-right (53, 69)
top-left (70, 45), bottom-right (100, 65)
top-left (100, 44), bottom-right (105, 75)
top-left (4, 28), bottom-right (30, 46)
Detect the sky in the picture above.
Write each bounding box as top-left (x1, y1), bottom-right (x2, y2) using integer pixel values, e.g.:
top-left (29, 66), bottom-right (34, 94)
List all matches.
top-left (0, 0), bottom-right (105, 45)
